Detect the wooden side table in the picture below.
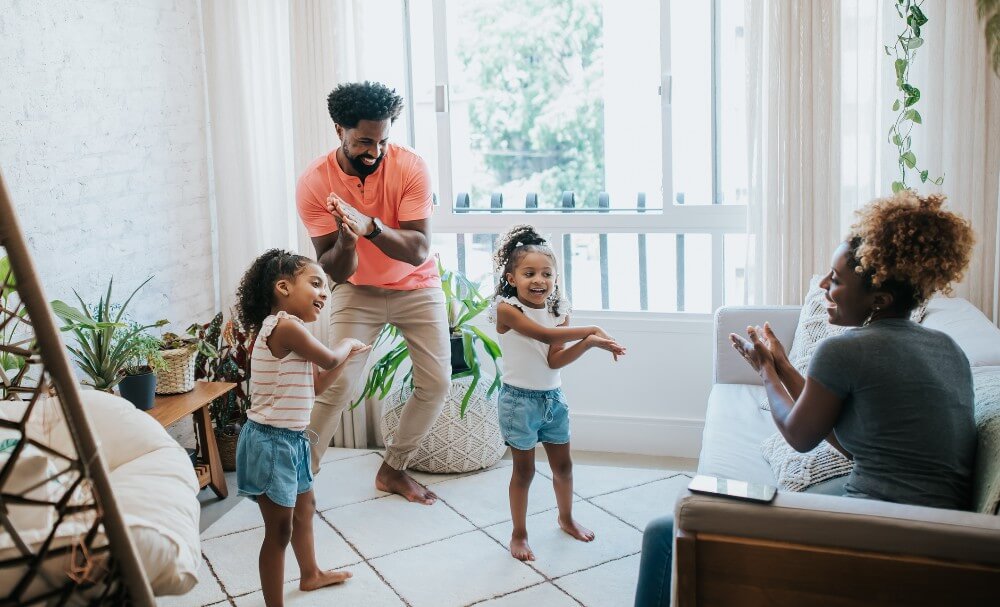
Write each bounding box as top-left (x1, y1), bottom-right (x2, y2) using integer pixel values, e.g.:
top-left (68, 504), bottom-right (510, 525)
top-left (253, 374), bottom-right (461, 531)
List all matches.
top-left (147, 381), bottom-right (236, 499)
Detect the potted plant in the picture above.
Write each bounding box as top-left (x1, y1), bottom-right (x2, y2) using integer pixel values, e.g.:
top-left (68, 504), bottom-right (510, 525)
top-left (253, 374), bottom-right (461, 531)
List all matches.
top-left (117, 326), bottom-right (166, 410)
top-left (1, 255), bottom-right (32, 398)
top-left (51, 277), bottom-right (168, 395)
top-left (354, 259), bottom-right (502, 416)
top-left (155, 327), bottom-right (217, 395)
top-left (356, 260), bottom-right (506, 474)
top-left (191, 312), bottom-right (253, 471)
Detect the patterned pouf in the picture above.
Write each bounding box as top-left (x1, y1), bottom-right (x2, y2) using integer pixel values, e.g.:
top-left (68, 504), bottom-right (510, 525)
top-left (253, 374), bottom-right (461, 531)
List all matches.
top-left (381, 376), bottom-right (505, 473)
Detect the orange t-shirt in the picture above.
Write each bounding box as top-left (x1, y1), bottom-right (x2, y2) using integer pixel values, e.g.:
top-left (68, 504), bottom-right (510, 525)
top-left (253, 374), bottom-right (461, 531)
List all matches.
top-left (296, 143), bottom-right (439, 290)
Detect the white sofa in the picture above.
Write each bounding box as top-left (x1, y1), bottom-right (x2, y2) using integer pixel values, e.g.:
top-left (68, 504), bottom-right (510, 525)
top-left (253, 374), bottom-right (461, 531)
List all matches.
top-left (672, 296), bottom-right (1000, 606)
top-left (0, 390), bottom-right (201, 601)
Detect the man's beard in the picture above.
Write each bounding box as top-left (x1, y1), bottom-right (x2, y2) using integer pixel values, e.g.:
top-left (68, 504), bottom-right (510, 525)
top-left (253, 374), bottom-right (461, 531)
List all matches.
top-left (347, 151), bottom-right (384, 176)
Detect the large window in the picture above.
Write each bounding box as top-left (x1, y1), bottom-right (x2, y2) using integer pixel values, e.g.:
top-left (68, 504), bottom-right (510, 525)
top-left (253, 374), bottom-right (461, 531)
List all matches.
top-left (356, 0), bottom-right (749, 314)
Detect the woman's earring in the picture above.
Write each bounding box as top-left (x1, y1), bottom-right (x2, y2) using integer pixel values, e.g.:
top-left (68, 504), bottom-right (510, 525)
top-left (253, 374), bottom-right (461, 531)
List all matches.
top-left (863, 306), bottom-right (880, 327)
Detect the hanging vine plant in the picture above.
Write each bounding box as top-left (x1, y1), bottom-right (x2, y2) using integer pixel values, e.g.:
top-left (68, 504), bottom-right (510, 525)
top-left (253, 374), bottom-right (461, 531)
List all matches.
top-left (886, 0), bottom-right (943, 193)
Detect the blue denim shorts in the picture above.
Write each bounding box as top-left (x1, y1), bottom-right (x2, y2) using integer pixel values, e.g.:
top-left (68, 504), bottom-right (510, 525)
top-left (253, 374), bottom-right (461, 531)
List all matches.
top-left (236, 419), bottom-right (313, 508)
top-left (498, 384), bottom-right (570, 451)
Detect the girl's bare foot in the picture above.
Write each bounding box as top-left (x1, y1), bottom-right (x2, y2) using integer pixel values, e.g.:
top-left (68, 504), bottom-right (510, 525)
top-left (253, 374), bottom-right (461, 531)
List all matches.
top-left (559, 516), bottom-right (595, 542)
top-left (509, 534), bottom-right (535, 561)
top-left (299, 569), bottom-right (352, 591)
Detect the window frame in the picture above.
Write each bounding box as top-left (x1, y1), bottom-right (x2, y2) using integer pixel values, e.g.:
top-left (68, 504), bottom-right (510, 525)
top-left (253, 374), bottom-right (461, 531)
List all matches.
top-left (402, 0), bottom-right (746, 316)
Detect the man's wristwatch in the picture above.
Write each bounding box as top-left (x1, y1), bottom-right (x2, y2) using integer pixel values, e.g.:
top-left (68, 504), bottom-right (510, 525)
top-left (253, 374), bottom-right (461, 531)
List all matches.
top-left (364, 217), bottom-right (383, 240)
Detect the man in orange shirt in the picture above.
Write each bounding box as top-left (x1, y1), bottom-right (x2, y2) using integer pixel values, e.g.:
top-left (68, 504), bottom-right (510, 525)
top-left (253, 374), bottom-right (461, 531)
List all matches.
top-left (297, 81), bottom-right (448, 505)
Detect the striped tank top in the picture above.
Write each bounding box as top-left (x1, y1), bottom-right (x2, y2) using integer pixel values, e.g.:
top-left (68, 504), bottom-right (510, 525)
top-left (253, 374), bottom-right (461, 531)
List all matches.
top-left (246, 312), bottom-right (314, 430)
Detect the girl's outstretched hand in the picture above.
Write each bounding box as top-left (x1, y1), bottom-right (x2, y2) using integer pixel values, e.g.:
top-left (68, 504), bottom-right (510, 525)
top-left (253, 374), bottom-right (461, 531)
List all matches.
top-left (586, 334), bottom-right (626, 361)
top-left (341, 338), bottom-right (371, 358)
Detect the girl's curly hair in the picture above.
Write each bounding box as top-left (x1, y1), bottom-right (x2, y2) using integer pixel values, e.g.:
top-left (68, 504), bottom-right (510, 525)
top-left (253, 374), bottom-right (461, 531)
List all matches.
top-left (235, 249), bottom-right (313, 335)
top-left (846, 191), bottom-right (975, 312)
top-left (493, 224), bottom-right (564, 317)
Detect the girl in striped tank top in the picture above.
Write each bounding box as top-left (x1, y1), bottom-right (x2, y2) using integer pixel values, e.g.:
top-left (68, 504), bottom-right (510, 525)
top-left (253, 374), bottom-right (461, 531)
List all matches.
top-left (235, 249), bottom-right (370, 606)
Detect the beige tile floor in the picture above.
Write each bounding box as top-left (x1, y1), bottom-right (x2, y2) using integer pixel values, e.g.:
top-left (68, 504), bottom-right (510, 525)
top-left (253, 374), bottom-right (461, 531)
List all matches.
top-left (161, 448), bottom-right (695, 607)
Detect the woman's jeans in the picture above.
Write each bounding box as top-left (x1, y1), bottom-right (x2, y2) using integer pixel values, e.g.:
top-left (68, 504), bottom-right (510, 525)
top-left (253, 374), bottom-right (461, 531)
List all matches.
top-left (634, 514), bottom-right (674, 607)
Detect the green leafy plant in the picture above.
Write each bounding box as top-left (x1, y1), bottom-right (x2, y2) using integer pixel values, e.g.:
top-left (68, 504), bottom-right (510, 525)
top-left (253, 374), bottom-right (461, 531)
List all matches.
top-left (160, 327), bottom-right (218, 359)
top-left (886, 0), bottom-right (943, 193)
top-left (191, 312), bottom-right (252, 436)
top-left (122, 323), bottom-right (167, 376)
top-left (353, 261), bottom-right (502, 417)
top-left (979, 0), bottom-right (1000, 76)
top-left (51, 277), bottom-right (168, 391)
top-left (0, 256), bottom-right (29, 374)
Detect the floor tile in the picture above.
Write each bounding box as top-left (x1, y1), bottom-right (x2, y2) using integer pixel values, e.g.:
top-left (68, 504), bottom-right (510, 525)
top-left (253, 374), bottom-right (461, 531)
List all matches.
top-left (370, 531), bottom-right (544, 607)
top-left (590, 474), bottom-right (692, 531)
top-left (232, 562), bottom-right (404, 607)
top-left (431, 466), bottom-right (560, 527)
top-left (323, 494), bottom-right (475, 558)
top-left (556, 554), bottom-right (641, 607)
top-left (203, 514), bottom-right (360, 597)
top-left (482, 502), bottom-right (642, 579)
top-left (408, 459), bottom-right (511, 487)
top-left (200, 498), bottom-right (262, 539)
top-left (156, 558), bottom-right (226, 607)
top-left (472, 582), bottom-right (579, 606)
top-left (313, 452), bottom-right (389, 511)
top-left (535, 462), bottom-right (681, 498)
top-left (319, 447), bottom-right (379, 465)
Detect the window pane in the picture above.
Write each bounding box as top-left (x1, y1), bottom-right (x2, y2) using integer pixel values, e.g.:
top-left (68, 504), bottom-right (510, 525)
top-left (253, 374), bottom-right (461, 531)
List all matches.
top-left (669, 0), bottom-right (713, 205)
top-left (724, 233), bottom-right (748, 305)
top-left (355, 1), bottom-right (411, 146)
top-left (566, 233), bottom-right (711, 312)
top-left (717, 1), bottom-right (748, 205)
top-left (446, 0), bottom-right (662, 212)
top-left (431, 232), bottom-right (497, 298)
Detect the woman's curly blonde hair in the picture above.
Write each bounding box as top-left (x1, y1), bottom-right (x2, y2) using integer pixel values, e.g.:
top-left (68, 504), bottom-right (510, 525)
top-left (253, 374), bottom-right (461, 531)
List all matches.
top-left (847, 191), bottom-right (975, 308)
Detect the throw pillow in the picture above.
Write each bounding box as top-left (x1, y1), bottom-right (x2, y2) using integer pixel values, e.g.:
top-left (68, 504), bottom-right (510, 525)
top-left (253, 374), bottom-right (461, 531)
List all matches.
top-left (760, 431), bottom-right (854, 492)
top-left (971, 366), bottom-right (1000, 515)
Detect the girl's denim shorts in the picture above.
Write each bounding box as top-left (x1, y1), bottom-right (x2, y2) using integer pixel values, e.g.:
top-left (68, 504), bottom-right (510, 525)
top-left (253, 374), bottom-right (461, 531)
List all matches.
top-left (236, 419), bottom-right (313, 508)
top-left (498, 384), bottom-right (570, 450)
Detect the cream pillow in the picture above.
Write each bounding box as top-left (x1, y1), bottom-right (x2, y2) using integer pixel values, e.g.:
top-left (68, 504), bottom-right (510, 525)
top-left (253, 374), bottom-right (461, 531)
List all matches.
top-left (971, 366), bottom-right (1000, 515)
top-left (761, 432), bottom-right (853, 492)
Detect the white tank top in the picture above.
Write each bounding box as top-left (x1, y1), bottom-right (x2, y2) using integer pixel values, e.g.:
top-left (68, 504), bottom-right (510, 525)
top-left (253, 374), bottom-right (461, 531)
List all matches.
top-left (491, 296), bottom-right (570, 391)
top-left (246, 312), bottom-right (315, 431)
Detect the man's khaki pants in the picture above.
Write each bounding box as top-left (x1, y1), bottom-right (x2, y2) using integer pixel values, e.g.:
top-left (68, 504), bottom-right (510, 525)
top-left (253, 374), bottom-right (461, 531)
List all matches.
top-left (309, 283), bottom-right (450, 473)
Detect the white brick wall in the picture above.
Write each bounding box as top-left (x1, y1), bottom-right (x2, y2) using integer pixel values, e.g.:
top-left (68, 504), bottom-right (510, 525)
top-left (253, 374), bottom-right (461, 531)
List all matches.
top-left (0, 0), bottom-right (215, 330)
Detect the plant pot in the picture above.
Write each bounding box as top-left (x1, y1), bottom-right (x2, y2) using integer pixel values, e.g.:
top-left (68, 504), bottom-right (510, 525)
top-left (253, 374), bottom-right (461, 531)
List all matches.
top-left (118, 370), bottom-right (157, 411)
top-left (216, 431), bottom-right (239, 472)
top-left (156, 347), bottom-right (198, 395)
top-left (450, 334), bottom-right (470, 374)
top-left (381, 376), bottom-right (504, 473)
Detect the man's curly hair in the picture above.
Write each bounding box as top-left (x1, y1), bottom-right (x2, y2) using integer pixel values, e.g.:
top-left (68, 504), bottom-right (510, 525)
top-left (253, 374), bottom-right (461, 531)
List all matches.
top-left (846, 191), bottom-right (975, 311)
top-left (327, 81), bottom-right (404, 128)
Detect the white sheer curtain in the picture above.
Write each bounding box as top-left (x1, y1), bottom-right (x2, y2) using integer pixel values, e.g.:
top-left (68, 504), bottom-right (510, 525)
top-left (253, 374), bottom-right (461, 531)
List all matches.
top-left (744, 0), bottom-right (842, 306)
top-left (745, 0), bottom-right (1000, 323)
top-left (202, 0), bottom-right (297, 316)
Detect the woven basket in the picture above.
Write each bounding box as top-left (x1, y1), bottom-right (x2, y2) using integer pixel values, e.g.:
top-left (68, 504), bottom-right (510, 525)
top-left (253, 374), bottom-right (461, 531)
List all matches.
top-left (380, 376), bottom-right (505, 473)
top-left (217, 432), bottom-right (239, 472)
top-left (155, 347), bottom-right (197, 395)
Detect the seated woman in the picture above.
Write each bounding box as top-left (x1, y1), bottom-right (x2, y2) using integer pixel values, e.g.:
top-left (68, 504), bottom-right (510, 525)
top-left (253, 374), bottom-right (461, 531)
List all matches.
top-left (633, 192), bottom-right (978, 607)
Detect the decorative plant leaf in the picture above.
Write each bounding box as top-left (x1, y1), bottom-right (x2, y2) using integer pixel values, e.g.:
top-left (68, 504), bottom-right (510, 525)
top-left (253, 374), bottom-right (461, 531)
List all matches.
top-left (892, 181), bottom-right (905, 193)
top-left (902, 151), bottom-right (917, 168)
top-left (920, 169), bottom-right (929, 182)
top-left (892, 99), bottom-right (901, 112)
top-left (903, 109), bottom-right (922, 124)
top-left (905, 36), bottom-right (923, 49)
top-left (894, 58), bottom-right (907, 80)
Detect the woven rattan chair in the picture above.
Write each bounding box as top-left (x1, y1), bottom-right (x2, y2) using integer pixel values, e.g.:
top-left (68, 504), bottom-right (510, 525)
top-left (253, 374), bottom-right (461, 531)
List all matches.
top-left (0, 169), bottom-right (155, 606)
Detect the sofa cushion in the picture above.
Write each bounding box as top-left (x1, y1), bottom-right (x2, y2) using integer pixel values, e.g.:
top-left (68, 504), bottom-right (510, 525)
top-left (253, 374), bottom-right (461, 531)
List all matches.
top-left (761, 432), bottom-right (853, 492)
top-left (921, 297), bottom-right (1000, 367)
top-left (972, 366), bottom-right (1000, 515)
top-left (697, 384), bottom-right (778, 485)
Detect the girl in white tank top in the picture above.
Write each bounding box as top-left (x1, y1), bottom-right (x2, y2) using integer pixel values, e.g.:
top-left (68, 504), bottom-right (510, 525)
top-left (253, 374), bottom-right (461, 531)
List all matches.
top-left (489, 225), bottom-right (626, 563)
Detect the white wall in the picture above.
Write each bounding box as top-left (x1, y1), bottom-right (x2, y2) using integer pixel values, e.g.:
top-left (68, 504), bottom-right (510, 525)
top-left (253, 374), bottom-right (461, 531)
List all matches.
top-left (0, 0), bottom-right (215, 329)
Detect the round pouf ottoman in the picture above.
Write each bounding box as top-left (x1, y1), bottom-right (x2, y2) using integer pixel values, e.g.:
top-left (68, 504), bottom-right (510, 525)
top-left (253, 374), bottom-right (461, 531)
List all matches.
top-left (380, 376), bottom-right (505, 473)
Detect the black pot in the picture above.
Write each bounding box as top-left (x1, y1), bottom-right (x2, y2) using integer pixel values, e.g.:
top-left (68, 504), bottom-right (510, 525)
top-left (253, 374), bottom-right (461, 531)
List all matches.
top-left (450, 334), bottom-right (470, 374)
top-left (118, 370), bottom-right (157, 411)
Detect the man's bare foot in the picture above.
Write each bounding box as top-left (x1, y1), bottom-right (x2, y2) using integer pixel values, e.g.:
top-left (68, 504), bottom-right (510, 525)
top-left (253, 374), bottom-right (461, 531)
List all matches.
top-left (375, 461), bottom-right (437, 505)
top-left (559, 516), bottom-right (596, 542)
top-left (299, 569), bottom-right (352, 591)
top-left (510, 535), bottom-right (535, 561)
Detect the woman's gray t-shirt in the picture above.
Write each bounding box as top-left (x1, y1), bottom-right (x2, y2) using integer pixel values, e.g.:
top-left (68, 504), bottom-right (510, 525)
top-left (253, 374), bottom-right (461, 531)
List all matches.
top-left (806, 318), bottom-right (976, 510)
